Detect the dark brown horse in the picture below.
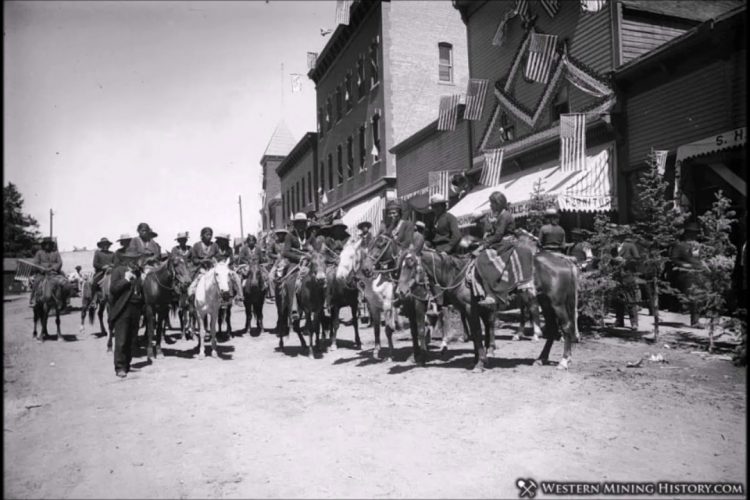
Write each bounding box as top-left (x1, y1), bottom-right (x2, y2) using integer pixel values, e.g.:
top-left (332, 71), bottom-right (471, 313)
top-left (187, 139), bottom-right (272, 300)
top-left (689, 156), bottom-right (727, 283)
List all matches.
top-left (242, 261), bottom-right (266, 335)
top-left (142, 254), bottom-right (192, 361)
top-left (395, 251), bottom-right (431, 365)
top-left (32, 273), bottom-right (75, 342)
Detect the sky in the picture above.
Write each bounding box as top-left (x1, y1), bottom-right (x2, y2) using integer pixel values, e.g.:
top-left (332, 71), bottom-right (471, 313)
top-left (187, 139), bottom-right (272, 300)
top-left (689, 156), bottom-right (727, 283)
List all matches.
top-left (4, 0), bottom-right (336, 251)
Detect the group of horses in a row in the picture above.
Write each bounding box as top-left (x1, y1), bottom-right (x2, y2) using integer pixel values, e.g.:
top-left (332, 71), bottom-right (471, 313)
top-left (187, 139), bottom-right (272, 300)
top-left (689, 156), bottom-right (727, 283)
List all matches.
top-left (32, 229), bottom-right (579, 372)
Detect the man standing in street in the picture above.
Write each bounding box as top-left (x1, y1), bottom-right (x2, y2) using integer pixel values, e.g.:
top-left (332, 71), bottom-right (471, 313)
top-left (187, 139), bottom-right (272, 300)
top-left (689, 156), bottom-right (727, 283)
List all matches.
top-left (537, 207), bottom-right (566, 252)
top-left (109, 250), bottom-right (144, 378)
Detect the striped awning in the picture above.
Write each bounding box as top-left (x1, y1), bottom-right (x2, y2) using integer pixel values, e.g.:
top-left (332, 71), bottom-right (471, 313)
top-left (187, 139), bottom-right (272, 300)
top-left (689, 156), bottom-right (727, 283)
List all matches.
top-left (450, 148), bottom-right (614, 227)
top-left (341, 195), bottom-right (385, 235)
top-left (676, 127), bottom-right (746, 163)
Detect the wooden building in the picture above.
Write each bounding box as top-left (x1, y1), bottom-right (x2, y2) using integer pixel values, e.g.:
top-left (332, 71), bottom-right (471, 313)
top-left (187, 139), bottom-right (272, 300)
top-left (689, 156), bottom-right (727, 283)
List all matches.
top-left (307, 0), bottom-right (468, 233)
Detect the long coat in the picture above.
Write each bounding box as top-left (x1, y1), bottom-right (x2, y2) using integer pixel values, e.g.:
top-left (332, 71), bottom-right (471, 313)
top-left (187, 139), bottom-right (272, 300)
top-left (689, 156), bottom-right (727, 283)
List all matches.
top-left (109, 263), bottom-right (144, 324)
top-left (33, 249), bottom-right (63, 274)
top-left (431, 212), bottom-right (462, 253)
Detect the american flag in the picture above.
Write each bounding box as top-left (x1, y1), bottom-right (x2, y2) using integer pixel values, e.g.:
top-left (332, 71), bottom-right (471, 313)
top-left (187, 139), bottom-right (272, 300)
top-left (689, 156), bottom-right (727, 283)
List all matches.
top-left (560, 113), bottom-right (586, 173)
top-left (335, 0), bottom-right (352, 25)
top-left (525, 33), bottom-right (558, 84)
top-left (492, 7), bottom-right (516, 47)
top-left (463, 79), bottom-right (489, 121)
top-left (437, 94), bottom-right (461, 131)
top-left (307, 52), bottom-right (318, 70)
top-left (653, 150), bottom-right (669, 175)
top-left (480, 149), bottom-right (504, 186)
top-left (581, 0), bottom-right (607, 13)
top-left (540, 0), bottom-right (559, 18)
top-left (515, 0), bottom-right (529, 19)
top-left (428, 171), bottom-right (452, 198)
top-left (290, 74), bottom-right (302, 93)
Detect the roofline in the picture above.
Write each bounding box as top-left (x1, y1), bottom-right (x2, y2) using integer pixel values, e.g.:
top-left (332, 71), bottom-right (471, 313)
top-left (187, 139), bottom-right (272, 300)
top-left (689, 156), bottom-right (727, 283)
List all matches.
top-left (389, 104), bottom-right (467, 155)
top-left (615, 4), bottom-right (746, 81)
top-left (275, 132), bottom-right (318, 178)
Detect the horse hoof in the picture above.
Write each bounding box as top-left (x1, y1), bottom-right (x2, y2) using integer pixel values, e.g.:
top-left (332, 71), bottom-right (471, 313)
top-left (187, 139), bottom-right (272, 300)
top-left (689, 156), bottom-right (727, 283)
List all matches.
top-left (471, 364), bottom-right (485, 373)
top-left (532, 335), bottom-right (540, 342)
top-left (487, 348), bottom-right (495, 357)
top-left (557, 359), bottom-right (570, 370)
top-left (533, 358), bottom-right (545, 367)
top-left (512, 335), bottom-right (520, 341)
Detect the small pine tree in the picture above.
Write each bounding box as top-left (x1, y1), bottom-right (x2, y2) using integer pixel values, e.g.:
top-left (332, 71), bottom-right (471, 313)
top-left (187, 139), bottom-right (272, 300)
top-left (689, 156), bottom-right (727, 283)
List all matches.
top-left (682, 191), bottom-right (737, 352)
top-left (577, 213), bottom-right (619, 332)
top-left (631, 150), bottom-right (690, 342)
top-left (526, 178), bottom-right (548, 237)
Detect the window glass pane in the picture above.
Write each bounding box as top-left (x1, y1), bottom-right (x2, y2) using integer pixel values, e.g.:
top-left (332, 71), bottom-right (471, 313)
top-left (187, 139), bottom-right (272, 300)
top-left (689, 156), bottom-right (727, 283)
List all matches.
top-left (439, 44), bottom-right (451, 63)
top-left (439, 65), bottom-right (451, 81)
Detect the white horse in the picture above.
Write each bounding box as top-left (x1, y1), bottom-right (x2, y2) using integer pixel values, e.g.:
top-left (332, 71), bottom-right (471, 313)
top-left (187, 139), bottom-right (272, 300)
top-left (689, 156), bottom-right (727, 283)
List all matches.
top-left (193, 260), bottom-right (232, 359)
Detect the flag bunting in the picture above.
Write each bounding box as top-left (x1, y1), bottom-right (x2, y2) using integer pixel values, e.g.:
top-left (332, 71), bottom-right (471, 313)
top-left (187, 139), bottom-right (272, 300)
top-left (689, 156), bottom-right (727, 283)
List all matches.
top-left (525, 33), bottom-right (558, 84)
top-left (437, 94), bottom-right (461, 131)
top-left (653, 150), bottom-right (669, 175)
top-left (335, 0), bottom-right (352, 25)
top-left (560, 113), bottom-right (586, 173)
top-left (480, 149), bottom-right (504, 187)
top-left (540, 0), bottom-right (559, 18)
top-left (464, 79), bottom-right (489, 121)
top-left (291, 74), bottom-right (302, 93)
top-left (307, 52), bottom-right (318, 70)
top-left (428, 171), bottom-right (452, 198)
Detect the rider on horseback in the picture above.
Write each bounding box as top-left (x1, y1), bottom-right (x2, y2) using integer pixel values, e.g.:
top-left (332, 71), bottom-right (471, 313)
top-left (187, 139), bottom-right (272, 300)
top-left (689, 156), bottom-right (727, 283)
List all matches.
top-left (213, 233), bottom-right (244, 304)
top-left (321, 219), bottom-right (351, 314)
top-left (171, 232), bottom-right (192, 259)
top-left (127, 222), bottom-right (162, 272)
top-left (29, 236), bottom-right (66, 308)
top-left (91, 237), bottom-right (114, 299)
top-left (283, 213), bottom-right (315, 322)
top-left (426, 194), bottom-right (461, 254)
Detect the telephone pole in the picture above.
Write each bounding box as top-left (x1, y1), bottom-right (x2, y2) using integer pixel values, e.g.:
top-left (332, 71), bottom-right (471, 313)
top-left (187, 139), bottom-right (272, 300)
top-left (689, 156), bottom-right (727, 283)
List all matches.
top-left (238, 195), bottom-right (244, 240)
top-left (49, 209), bottom-right (54, 238)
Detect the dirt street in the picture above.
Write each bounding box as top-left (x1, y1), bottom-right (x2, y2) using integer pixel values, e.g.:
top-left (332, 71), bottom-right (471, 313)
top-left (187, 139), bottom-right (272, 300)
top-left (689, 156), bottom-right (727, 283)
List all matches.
top-left (3, 294), bottom-right (746, 499)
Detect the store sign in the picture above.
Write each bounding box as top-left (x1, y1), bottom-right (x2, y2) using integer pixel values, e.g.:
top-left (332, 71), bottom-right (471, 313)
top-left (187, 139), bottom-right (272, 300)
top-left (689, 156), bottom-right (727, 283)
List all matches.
top-left (714, 127), bottom-right (745, 148)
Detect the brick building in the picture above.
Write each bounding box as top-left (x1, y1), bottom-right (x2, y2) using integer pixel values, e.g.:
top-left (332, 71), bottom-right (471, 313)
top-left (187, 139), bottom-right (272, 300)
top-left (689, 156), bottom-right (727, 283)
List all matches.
top-left (307, 0), bottom-right (468, 232)
top-left (277, 132), bottom-right (319, 222)
top-left (260, 121), bottom-right (296, 230)
top-left (449, 0), bottom-right (742, 229)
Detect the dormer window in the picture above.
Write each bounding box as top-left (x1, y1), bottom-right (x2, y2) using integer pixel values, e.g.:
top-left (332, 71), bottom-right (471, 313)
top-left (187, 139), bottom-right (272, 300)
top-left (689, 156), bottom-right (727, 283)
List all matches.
top-left (438, 42), bottom-right (453, 83)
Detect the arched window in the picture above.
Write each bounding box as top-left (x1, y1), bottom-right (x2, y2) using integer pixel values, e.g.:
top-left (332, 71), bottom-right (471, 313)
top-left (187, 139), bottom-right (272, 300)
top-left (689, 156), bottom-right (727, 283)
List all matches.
top-left (438, 42), bottom-right (453, 83)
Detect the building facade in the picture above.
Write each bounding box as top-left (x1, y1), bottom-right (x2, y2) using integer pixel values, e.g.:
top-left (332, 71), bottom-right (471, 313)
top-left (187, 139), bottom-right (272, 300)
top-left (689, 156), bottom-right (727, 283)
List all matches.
top-left (260, 122), bottom-right (296, 230)
top-left (277, 132), bottom-right (319, 222)
top-left (307, 0), bottom-right (469, 231)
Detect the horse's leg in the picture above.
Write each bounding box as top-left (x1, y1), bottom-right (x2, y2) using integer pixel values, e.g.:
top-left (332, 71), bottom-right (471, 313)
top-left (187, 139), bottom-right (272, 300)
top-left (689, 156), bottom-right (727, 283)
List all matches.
top-left (80, 301), bottom-right (87, 334)
top-left (534, 295), bottom-right (557, 366)
top-left (210, 310), bottom-right (218, 358)
top-left (553, 300), bottom-right (574, 370)
top-left (33, 305), bottom-right (39, 340)
top-left (144, 305), bottom-right (155, 362)
top-left (467, 304), bottom-right (487, 372)
top-left (196, 309), bottom-right (206, 359)
top-left (55, 305), bottom-right (62, 338)
top-left (329, 304), bottom-right (339, 351)
top-left (305, 311), bottom-right (314, 359)
top-left (256, 297), bottom-right (264, 333)
top-left (371, 308), bottom-right (381, 359)
top-left (226, 304), bottom-right (233, 337)
top-left (384, 305), bottom-right (395, 363)
top-left (460, 309), bottom-right (471, 342)
top-left (350, 299), bottom-right (360, 349)
top-left (244, 294), bottom-right (252, 335)
top-left (155, 308), bottom-right (165, 359)
top-left (484, 309), bottom-right (496, 357)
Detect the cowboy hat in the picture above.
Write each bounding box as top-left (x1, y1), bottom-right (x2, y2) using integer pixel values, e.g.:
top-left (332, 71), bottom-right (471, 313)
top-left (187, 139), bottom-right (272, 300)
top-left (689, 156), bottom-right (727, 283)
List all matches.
top-left (415, 221), bottom-right (426, 229)
top-left (97, 237), bottom-right (112, 247)
top-left (330, 218), bottom-right (347, 229)
top-left (292, 212), bottom-right (308, 222)
top-left (117, 233), bottom-right (134, 242)
top-left (274, 228), bottom-right (289, 235)
top-left (175, 232), bottom-right (189, 240)
top-left (544, 207), bottom-right (559, 216)
top-left (357, 221), bottom-right (372, 230)
top-left (215, 233), bottom-right (231, 241)
top-left (429, 193), bottom-right (447, 205)
top-left (385, 200), bottom-right (402, 212)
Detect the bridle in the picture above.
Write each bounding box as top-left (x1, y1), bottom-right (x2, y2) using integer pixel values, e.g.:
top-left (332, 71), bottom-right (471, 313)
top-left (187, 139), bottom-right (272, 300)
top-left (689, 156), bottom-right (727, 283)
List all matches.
top-left (364, 234), bottom-right (399, 274)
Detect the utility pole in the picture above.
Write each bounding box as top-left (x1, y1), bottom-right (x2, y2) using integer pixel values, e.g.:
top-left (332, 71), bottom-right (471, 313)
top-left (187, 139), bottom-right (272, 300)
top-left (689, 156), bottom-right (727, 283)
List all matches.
top-left (238, 195), bottom-right (244, 240)
top-left (49, 209), bottom-right (54, 238)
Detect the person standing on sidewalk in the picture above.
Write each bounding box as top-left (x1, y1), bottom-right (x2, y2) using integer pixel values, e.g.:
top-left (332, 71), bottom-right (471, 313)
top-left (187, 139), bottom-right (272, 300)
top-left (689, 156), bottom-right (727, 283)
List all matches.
top-left (109, 250), bottom-right (145, 378)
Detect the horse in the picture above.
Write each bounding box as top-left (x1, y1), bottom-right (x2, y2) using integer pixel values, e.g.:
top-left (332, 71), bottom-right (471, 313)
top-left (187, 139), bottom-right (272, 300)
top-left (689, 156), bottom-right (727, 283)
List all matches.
top-left (328, 240), bottom-right (361, 351)
top-left (142, 253), bottom-right (192, 361)
top-left (395, 250), bottom-right (431, 365)
top-left (193, 260), bottom-right (233, 358)
top-left (241, 261), bottom-right (266, 335)
top-left (80, 273), bottom-right (109, 338)
top-left (288, 248), bottom-right (328, 358)
top-left (32, 272), bottom-right (74, 342)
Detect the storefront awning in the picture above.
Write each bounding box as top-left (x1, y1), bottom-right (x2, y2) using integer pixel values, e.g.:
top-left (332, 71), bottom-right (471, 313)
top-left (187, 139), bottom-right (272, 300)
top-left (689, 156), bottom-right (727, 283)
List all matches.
top-left (676, 127), bottom-right (746, 163)
top-left (450, 149), bottom-right (614, 227)
top-left (341, 195), bottom-right (385, 234)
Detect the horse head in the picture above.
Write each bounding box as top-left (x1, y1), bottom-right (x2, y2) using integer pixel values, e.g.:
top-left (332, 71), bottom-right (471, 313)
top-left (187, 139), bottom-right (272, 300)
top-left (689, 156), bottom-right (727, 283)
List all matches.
top-left (396, 249), bottom-right (424, 300)
top-left (246, 260), bottom-right (263, 291)
top-left (212, 260), bottom-right (233, 301)
top-left (336, 237), bottom-right (362, 281)
top-left (362, 233), bottom-right (397, 277)
top-left (169, 253), bottom-right (192, 288)
top-left (515, 228), bottom-right (541, 255)
top-left (307, 249), bottom-right (328, 286)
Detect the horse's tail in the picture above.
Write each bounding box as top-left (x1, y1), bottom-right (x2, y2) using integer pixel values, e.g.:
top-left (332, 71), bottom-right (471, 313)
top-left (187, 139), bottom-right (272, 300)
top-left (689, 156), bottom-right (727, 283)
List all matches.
top-left (568, 261), bottom-right (579, 340)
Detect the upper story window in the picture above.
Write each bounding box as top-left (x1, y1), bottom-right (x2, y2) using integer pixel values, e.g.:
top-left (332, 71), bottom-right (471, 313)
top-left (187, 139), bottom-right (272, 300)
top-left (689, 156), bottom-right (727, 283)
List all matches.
top-left (317, 107), bottom-right (323, 135)
top-left (358, 125), bottom-right (366, 172)
top-left (346, 136), bottom-right (354, 178)
top-left (552, 85), bottom-right (570, 123)
top-left (326, 98), bottom-right (333, 131)
top-left (369, 38), bottom-right (380, 88)
top-left (438, 42), bottom-right (453, 83)
top-left (300, 177), bottom-right (306, 207)
top-left (307, 171), bottom-right (312, 204)
top-left (357, 55), bottom-right (366, 98)
top-left (320, 161), bottom-right (326, 192)
top-left (335, 86), bottom-right (343, 121)
top-left (371, 113), bottom-right (381, 161)
top-left (327, 153), bottom-right (333, 190)
top-left (336, 145), bottom-right (344, 185)
top-left (345, 72), bottom-right (353, 112)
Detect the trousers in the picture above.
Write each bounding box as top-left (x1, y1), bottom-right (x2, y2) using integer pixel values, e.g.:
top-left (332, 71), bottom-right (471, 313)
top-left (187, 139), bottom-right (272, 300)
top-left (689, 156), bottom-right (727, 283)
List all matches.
top-left (113, 302), bottom-right (142, 373)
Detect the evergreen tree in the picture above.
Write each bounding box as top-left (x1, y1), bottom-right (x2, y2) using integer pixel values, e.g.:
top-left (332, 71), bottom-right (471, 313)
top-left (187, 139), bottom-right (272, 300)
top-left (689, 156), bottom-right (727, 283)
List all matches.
top-left (525, 178), bottom-right (547, 237)
top-left (3, 183), bottom-right (41, 257)
top-left (576, 213), bottom-right (618, 332)
top-left (631, 150), bottom-right (690, 342)
top-left (682, 191), bottom-right (737, 352)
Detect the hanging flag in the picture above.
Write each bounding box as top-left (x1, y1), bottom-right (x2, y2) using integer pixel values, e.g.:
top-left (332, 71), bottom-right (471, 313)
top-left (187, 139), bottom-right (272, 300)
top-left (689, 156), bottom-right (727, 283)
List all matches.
top-left (437, 94), bottom-right (461, 132)
top-left (515, 0), bottom-right (529, 19)
top-left (428, 171), bottom-right (451, 198)
top-left (560, 113), bottom-right (586, 173)
top-left (653, 150), bottom-right (669, 175)
top-left (525, 33), bottom-right (558, 84)
top-left (320, 28), bottom-right (333, 36)
top-left (291, 74), bottom-right (302, 93)
top-left (492, 7), bottom-right (517, 47)
top-left (307, 52), bottom-right (318, 70)
top-left (335, 0), bottom-right (352, 25)
top-left (318, 187), bottom-right (328, 205)
top-left (480, 149), bottom-right (504, 186)
top-left (581, 0), bottom-right (607, 13)
top-left (464, 79), bottom-right (489, 121)
top-left (540, 0), bottom-right (559, 18)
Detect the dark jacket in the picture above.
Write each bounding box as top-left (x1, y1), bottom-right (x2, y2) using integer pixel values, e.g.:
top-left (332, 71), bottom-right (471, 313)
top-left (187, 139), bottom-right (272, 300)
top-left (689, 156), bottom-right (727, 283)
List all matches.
top-left (109, 263), bottom-right (143, 324)
top-left (93, 249), bottom-right (114, 272)
top-left (431, 212), bottom-right (462, 253)
top-left (127, 237), bottom-right (161, 259)
top-left (485, 210), bottom-right (515, 248)
top-left (238, 244), bottom-right (264, 265)
top-left (190, 241), bottom-right (217, 268)
top-left (617, 240), bottom-right (640, 273)
top-left (171, 244), bottom-right (192, 260)
top-left (282, 229), bottom-right (310, 264)
top-left (33, 249), bottom-right (63, 273)
top-left (671, 240), bottom-right (701, 268)
top-left (379, 219), bottom-right (416, 250)
top-left (538, 223), bottom-right (566, 249)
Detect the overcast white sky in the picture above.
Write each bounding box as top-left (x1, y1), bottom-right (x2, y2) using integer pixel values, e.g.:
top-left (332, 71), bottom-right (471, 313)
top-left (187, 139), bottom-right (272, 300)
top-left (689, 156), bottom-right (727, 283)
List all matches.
top-left (4, 0), bottom-right (334, 251)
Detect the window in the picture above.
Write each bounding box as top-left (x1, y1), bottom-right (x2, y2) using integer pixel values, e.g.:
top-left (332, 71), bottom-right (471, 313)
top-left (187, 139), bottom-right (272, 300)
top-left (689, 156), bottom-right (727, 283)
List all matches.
top-left (358, 125), bottom-right (366, 171)
top-left (301, 177), bottom-right (306, 207)
top-left (438, 42), bottom-right (453, 83)
top-left (335, 86), bottom-right (342, 121)
top-left (337, 145), bottom-right (343, 185)
top-left (369, 38), bottom-right (380, 88)
top-left (345, 72), bottom-right (353, 111)
top-left (296, 181), bottom-right (301, 213)
top-left (346, 136), bottom-right (354, 178)
top-left (357, 55), bottom-right (366, 98)
top-left (281, 193), bottom-right (285, 221)
top-left (307, 171), bottom-right (312, 204)
top-left (320, 161), bottom-right (326, 192)
top-left (326, 98), bottom-right (332, 131)
top-left (371, 113), bottom-right (381, 161)
top-left (317, 107), bottom-right (323, 135)
top-left (327, 154), bottom-right (333, 190)
top-left (552, 85), bottom-right (570, 122)
top-left (499, 112), bottom-right (515, 143)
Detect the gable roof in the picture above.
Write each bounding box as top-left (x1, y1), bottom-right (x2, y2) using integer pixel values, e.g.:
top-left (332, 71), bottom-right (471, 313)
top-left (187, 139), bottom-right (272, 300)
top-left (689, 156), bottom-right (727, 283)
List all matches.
top-left (262, 121), bottom-right (297, 159)
top-left (620, 0), bottom-right (745, 22)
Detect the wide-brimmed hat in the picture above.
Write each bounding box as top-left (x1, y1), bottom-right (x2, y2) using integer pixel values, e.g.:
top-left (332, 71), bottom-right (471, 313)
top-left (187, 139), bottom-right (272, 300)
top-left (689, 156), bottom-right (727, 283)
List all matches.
top-left (415, 221), bottom-right (426, 230)
top-left (386, 200), bottom-right (402, 212)
top-left (97, 237), bottom-right (112, 247)
top-left (175, 232), bottom-right (189, 240)
top-left (544, 207), bottom-right (559, 216)
top-left (117, 233), bottom-right (133, 242)
top-left (292, 212), bottom-right (308, 223)
top-left (330, 218), bottom-right (347, 229)
top-left (274, 228), bottom-right (289, 235)
top-left (215, 233), bottom-right (230, 241)
top-left (429, 193), bottom-right (447, 205)
top-left (357, 221), bottom-right (372, 230)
